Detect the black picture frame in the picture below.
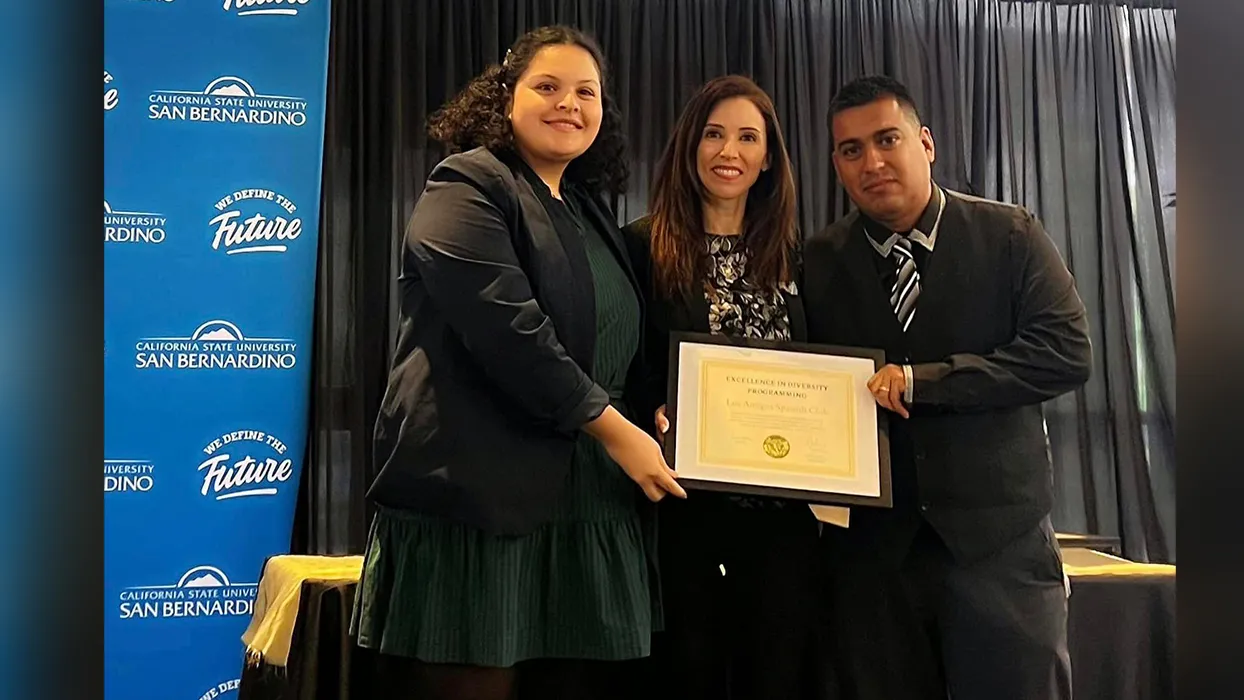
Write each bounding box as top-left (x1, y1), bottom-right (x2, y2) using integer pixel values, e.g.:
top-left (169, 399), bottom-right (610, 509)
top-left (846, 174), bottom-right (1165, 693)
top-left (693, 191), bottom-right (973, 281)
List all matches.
top-left (664, 331), bottom-right (893, 509)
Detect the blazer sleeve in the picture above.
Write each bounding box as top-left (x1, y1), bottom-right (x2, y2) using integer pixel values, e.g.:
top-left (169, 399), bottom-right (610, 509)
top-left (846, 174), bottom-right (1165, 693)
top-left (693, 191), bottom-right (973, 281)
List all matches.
top-left (909, 208), bottom-right (1092, 410)
top-left (406, 168), bottom-right (609, 433)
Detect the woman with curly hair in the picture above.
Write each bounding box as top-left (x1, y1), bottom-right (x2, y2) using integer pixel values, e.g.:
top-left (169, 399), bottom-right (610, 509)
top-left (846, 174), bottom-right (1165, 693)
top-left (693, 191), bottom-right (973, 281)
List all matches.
top-left (624, 75), bottom-right (825, 700)
top-left (352, 25), bottom-right (684, 700)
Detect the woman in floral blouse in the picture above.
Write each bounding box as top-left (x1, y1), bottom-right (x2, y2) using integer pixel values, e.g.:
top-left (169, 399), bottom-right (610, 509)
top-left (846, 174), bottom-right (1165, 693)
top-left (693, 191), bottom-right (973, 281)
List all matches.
top-left (623, 75), bottom-right (822, 700)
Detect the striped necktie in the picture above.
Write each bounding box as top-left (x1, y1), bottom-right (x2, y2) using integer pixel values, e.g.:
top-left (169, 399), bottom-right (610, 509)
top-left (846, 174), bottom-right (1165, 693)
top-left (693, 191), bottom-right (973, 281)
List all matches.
top-left (890, 236), bottom-right (920, 331)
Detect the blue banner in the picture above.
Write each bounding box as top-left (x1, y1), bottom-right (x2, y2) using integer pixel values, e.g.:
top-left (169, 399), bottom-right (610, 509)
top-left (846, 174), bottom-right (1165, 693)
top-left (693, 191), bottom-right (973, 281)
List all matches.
top-left (104, 2), bottom-right (331, 698)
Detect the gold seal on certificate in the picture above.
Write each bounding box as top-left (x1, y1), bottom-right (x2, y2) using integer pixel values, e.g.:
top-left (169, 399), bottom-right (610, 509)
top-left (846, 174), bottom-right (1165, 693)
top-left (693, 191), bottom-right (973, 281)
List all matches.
top-left (664, 332), bottom-right (892, 508)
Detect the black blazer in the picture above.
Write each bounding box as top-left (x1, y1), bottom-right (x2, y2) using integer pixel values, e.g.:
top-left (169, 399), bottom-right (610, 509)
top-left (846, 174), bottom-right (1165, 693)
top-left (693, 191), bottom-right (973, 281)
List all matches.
top-left (802, 189), bottom-right (1092, 564)
top-left (621, 215), bottom-right (807, 433)
top-left (367, 147), bottom-right (646, 535)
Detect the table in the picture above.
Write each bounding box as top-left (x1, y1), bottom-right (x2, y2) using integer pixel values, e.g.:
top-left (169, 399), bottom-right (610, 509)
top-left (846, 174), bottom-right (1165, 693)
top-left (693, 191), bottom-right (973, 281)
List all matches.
top-left (238, 547), bottom-right (1174, 700)
top-left (1062, 549), bottom-right (1176, 700)
top-left (238, 575), bottom-right (379, 700)
top-left (1057, 532), bottom-right (1123, 556)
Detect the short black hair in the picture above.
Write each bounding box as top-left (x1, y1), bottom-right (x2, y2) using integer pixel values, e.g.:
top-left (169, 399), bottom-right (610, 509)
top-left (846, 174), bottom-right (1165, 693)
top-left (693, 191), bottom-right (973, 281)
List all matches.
top-left (827, 75), bottom-right (922, 133)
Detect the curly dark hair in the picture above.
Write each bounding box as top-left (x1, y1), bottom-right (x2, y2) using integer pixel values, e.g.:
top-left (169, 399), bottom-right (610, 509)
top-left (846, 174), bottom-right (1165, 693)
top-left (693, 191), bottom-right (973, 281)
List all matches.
top-left (427, 25), bottom-right (630, 196)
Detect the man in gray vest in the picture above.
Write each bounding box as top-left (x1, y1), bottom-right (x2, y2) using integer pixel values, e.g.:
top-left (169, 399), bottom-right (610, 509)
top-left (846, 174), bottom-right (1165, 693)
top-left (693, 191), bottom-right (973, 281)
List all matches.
top-left (803, 75), bottom-right (1091, 700)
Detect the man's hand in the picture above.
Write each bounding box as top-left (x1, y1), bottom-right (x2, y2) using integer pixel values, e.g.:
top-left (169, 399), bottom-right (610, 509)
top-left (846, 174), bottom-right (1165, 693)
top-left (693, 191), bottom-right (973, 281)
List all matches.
top-left (867, 364), bottom-right (909, 418)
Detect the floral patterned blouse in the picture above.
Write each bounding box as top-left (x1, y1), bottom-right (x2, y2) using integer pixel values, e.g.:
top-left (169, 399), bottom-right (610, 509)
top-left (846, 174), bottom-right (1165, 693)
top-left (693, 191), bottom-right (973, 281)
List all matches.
top-left (703, 232), bottom-right (798, 510)
top-left (704, 233), bottom-right (797, 341)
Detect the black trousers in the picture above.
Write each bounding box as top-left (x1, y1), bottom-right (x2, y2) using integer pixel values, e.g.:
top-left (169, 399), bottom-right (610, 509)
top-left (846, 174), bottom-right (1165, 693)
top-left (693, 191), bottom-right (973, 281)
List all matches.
top-left (649, 494), bottom-right (823, 700)
top-left (822, 516), bottom-right (1072, 700)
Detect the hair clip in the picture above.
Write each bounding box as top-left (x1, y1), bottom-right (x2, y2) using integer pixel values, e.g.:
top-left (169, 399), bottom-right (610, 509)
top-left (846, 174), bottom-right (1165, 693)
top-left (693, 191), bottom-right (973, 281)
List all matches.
top-left (502, 49), bottom-right (513, 68)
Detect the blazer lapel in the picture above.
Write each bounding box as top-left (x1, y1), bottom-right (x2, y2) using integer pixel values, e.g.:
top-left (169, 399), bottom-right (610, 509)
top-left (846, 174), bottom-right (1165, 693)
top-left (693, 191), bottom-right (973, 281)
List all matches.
top-left (509, 166), bottom-right (595, 366)
top-left (682, 286), bottom-right (711, 333)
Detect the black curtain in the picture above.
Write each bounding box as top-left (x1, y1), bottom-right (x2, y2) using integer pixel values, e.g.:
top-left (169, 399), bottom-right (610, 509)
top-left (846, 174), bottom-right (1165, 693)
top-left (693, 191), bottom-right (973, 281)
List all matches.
top-left (294, 0), bottom-right (1176, 563)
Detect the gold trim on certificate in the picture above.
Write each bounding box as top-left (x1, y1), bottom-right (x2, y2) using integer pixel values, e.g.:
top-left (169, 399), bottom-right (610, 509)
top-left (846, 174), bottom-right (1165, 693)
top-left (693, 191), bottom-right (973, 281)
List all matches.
top-left (697, 359), bottom-right (857, 479)
top-left (666, 332), bottom-right (892, 508)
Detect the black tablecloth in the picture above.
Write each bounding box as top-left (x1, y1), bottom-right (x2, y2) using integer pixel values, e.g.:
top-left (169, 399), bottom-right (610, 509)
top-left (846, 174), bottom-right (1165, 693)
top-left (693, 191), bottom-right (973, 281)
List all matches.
top-left (1066, 571), bottom-right (1176, 699)
top-left (238, 581), bottom-right (378, 700)
top-left (239, 571), bottom-right (1174, 700)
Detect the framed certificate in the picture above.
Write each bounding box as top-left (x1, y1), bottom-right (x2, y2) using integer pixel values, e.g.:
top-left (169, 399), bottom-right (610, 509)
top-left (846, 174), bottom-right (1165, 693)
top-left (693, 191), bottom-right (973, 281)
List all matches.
top-left (664, 332), bottom-right (892, 508)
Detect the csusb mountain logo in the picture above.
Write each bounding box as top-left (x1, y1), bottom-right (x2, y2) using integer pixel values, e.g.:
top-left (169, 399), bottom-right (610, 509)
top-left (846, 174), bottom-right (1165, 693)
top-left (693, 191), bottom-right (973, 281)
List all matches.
top-left (135, 319), bottom-right (297, 370)
top-left (104, 71), bottom-right (118, 111)
top-left (211, 188), bottom-right (302, 255)
top-left (148, 76), bottom-right (307, 127)
top-left (105, 200), bottom-right (167, 244)
top-left (198, 429), bottom-right (294, 501)
top-left (197, 679), bottom-right (240, 700)
top-left (104, 459), bottom-right (156, 494)
top-left (118, 565), bottom-right (257, 620)
top-left (224, 0), bottom-right (310, 16)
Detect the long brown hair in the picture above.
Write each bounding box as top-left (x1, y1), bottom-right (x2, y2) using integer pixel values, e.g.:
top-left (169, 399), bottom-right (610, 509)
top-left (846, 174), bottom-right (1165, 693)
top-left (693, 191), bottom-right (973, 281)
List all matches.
top-left (648, 75), bottom-right (798, 298)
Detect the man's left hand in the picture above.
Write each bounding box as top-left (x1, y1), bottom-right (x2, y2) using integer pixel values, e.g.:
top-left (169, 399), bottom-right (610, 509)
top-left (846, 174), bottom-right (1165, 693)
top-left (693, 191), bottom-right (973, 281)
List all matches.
top-left (867, 364), bottom-right (910, 418)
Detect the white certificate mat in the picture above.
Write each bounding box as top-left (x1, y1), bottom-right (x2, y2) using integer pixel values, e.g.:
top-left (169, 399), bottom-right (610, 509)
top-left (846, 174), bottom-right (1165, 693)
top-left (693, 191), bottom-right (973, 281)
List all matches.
top-left (667, 335), bottom-right (890, 507)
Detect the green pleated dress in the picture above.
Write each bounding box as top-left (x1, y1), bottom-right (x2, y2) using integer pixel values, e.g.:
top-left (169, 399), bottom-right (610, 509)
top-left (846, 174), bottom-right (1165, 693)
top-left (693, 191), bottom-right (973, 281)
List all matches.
top-left (350, 189), bottom-right (658, 668)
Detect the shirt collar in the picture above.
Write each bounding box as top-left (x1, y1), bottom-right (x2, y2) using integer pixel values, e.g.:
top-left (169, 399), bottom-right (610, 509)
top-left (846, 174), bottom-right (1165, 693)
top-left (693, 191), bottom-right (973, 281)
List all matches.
top-left (864, 184), bottom-right (945, 258)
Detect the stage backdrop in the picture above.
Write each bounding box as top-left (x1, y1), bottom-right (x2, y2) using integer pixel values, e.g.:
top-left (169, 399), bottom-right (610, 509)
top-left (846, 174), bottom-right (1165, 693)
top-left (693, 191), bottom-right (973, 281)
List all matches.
top-left (104, 2), bottom-right (331, 699)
